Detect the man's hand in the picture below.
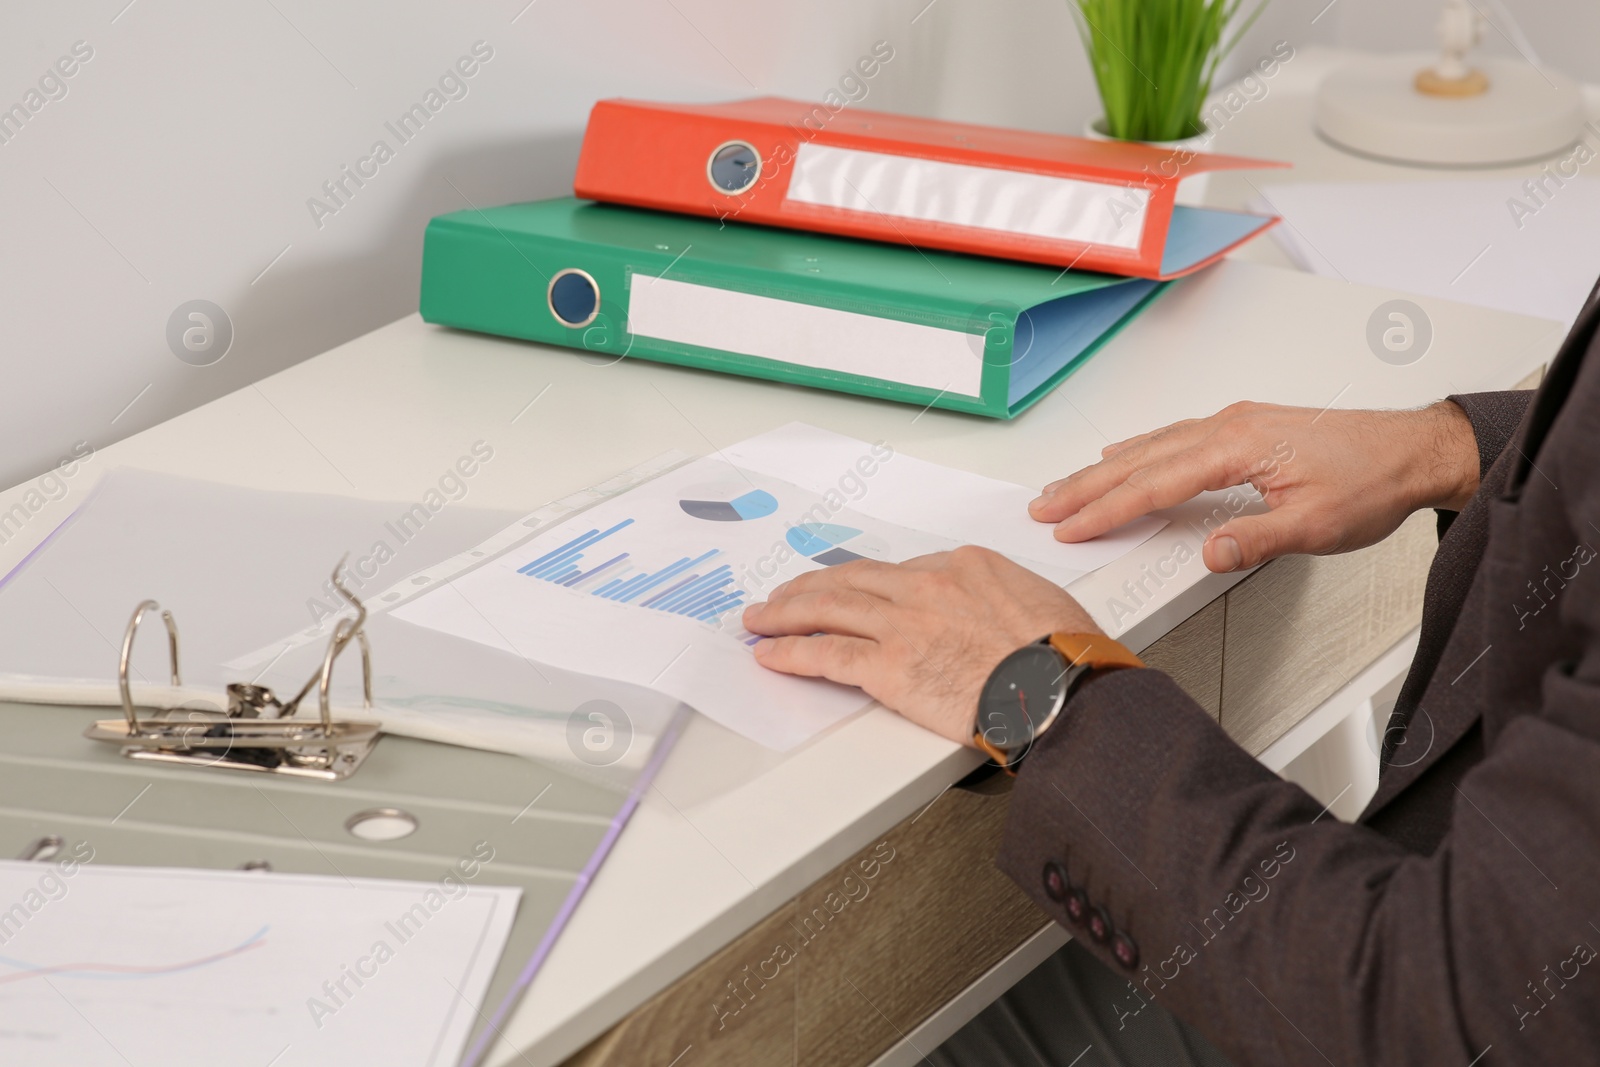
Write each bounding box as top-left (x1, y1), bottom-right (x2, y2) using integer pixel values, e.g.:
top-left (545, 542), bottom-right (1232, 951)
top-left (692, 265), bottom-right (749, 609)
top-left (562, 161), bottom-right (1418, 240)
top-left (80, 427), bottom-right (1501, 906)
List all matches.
top-left (1030, 400), bottom-right (1481, 572)
top-left (742, 547), bottom-right (1100, 746)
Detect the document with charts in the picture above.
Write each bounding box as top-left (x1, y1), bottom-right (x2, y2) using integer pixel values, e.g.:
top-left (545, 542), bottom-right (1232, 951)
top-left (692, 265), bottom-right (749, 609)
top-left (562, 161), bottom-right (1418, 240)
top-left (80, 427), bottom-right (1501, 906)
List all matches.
top-left (394, 424), bottom-right (1163, 749)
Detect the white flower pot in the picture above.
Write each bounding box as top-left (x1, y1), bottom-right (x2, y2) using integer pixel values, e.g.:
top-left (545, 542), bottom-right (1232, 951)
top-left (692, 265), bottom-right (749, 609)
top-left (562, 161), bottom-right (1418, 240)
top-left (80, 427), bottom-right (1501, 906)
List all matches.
top-left (1082, 117), bottom-right (1214, 207)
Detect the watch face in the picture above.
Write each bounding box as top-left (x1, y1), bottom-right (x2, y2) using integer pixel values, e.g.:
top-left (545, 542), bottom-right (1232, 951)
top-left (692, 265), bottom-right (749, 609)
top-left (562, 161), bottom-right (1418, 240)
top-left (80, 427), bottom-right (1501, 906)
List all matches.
top-left (977, 644), bottom-right (1069, 760)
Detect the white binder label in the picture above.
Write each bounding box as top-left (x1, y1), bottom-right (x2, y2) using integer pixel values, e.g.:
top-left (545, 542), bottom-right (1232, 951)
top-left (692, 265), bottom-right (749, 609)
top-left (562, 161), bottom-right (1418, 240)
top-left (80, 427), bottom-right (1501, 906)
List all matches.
top-left (628, 275), bottom-right (983, 398)
top-left (785, 142), bottom-right (1148, 251)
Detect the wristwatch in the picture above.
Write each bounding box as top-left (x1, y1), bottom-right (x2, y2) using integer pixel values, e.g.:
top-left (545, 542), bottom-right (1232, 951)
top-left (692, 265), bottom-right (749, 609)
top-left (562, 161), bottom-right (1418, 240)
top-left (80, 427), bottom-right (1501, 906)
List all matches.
top-left (973, 633), bottom-right (1143, 771)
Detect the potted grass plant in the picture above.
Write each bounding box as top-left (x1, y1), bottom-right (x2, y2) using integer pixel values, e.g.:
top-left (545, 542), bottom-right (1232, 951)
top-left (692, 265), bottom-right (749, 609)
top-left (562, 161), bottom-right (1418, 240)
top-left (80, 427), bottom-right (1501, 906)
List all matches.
top-left (1071, 0), bottom-right (1266, 147)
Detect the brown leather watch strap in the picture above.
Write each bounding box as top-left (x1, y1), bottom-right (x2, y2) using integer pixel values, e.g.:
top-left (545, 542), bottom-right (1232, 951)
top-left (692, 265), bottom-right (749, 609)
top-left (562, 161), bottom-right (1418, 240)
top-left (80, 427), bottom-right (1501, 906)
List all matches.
top-left (973, 729), bottom-right (1010, 768)
top-left (971, 634), bottom-right (1142, 774)
top-left (1046, 632), bottom-right (1144, 674)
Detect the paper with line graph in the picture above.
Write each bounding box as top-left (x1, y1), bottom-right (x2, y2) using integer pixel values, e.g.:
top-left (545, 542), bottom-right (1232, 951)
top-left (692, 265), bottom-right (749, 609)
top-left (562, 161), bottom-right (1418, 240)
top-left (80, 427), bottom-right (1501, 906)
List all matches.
top-left (393, 424), bottom-right (1163, 750)
top-left (0, 858), bottom-right (519, 1066)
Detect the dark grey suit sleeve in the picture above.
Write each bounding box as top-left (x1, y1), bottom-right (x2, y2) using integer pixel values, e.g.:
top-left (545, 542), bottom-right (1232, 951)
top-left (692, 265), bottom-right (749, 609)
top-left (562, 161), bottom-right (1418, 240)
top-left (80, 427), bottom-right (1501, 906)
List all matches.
top-left (998, 672), bottom-right (1412, 1065)
top-left (994, 385), bottom-right (1600, 1064)
top-left (1441, 391), bottom-right (1530, 537)
top-left (999, 656), bottom-right (1600, 1064)
top-left (1448, 390), bottom-right (1533, 481)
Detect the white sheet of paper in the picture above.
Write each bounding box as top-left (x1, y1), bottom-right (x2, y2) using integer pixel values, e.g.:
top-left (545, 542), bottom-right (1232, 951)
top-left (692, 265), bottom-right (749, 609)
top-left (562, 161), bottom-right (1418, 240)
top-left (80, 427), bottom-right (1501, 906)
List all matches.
top-left (719, 424), bottom-right (1165, 573)
top-left (394, 425), bottom-right (1164, 750)
top-left (1252, 178), bottom-right (1600, 328)
top-left (0, 858), bottom-right (519, 1067)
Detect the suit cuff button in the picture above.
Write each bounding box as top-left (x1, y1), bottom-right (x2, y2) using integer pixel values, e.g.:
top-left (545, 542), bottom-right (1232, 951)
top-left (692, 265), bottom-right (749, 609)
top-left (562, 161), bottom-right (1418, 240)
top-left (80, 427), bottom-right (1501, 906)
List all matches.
top-left (1043, 862), bottom-right (1091, 926)
top-left (1087, 905), bottom-right (1112, 944)
top-left (1065, 886), bottom-right (1089, 926)
top-left (1042, 862), bottom-right (1069, 902)
top-left (1113, 930), bottom-right (1140, 969)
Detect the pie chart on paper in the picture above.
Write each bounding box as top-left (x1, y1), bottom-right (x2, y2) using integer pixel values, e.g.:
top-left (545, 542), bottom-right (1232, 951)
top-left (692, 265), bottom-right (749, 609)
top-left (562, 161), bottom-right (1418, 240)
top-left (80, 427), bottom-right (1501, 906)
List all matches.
top-left (678, 484), bottom-right (779, 522)
top-left (785, 523), bottom-right (892, 566)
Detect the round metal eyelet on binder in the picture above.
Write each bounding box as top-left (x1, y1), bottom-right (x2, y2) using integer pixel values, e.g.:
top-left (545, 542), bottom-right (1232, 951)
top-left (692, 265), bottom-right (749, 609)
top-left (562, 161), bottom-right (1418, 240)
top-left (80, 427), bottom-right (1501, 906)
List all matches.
top-left (547, 268), bottom-right (601, 328)
top-left (707, 140), bottom-right (761, 195)
top-left (345, 808), bottom-right (419, 841)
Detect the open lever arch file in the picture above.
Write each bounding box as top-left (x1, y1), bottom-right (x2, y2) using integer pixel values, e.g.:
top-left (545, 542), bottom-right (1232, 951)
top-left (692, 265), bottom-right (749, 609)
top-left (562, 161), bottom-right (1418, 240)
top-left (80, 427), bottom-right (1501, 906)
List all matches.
top-left (573, 96), bottom-right (1286, 280)
top-left (419, 197), bottom-right (1165, 418)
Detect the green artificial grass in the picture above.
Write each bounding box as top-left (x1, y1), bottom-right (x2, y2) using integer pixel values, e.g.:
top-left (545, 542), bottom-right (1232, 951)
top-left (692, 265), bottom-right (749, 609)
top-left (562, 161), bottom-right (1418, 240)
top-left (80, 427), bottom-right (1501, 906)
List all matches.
top-left (1070, 0), bottom-right (1266, 142)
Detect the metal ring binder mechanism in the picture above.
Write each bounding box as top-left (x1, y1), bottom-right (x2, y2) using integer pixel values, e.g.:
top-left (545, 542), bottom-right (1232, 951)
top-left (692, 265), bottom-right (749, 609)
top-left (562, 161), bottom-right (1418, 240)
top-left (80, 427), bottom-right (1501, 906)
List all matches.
top-left (83, 560), bottom-right (382, 780)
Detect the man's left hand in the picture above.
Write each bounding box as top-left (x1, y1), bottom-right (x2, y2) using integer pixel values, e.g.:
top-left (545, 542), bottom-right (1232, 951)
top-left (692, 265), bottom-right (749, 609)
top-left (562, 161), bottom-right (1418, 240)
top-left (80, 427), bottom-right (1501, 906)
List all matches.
top-left (742, 546), bottom-right (1102, 746)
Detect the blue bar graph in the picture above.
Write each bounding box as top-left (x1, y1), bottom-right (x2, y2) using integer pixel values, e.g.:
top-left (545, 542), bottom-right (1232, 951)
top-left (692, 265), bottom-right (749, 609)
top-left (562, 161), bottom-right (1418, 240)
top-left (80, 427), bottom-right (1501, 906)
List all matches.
top-left (675, 582), bottom-right (733, 617)
top-left (608, 550), bottom-right (719, 603)
top-left (640, 573), bottom-right (702, 608)
top-left (526, 549), bottom-right (585, 579)
top-left (655, 566), bottom-right (733, 611)
top-left (561, 553), bottom-right (629, 587)
top-left (695, 591), bottom-right (745, 620)
top-left (517, 517), bottom-right (748, 623)
top-left (518, 520), bottom-right (635, 574)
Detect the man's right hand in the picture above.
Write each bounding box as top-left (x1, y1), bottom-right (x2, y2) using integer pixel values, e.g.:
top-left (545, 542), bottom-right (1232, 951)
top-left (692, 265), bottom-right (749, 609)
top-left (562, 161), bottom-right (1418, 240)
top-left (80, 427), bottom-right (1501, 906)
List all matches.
top-left (1029, 400), bottom-right (1481, 573)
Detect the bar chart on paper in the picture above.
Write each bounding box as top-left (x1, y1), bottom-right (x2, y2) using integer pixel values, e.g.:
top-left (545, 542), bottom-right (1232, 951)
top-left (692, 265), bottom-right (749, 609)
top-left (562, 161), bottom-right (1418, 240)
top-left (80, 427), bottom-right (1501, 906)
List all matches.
top-left (391, 434), bottom-right (1162, 751)
top-left (517, 518), bottom-right (753, 624)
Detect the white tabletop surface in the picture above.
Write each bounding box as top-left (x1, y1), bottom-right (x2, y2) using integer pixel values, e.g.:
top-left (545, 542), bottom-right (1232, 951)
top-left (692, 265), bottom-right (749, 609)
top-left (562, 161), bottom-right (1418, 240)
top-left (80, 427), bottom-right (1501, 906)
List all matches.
top-left (0, 46), bottom-right (1573, 1067)
top-left (1205, 46), bottom-right (1600, 269)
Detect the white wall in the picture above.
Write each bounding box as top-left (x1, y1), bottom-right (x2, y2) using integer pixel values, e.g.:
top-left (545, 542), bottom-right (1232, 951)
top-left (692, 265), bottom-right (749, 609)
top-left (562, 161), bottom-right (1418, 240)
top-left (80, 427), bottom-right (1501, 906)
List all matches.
top-left (0, 0), bottom-right (1586, 490)
top-left (0, 1), bottom-right (912, 490)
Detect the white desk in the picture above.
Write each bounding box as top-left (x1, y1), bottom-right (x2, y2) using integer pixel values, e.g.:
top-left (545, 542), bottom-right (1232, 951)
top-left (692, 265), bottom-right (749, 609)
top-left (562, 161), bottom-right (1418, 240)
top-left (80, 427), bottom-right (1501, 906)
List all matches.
top-left (1207, 46), bottom-right (1600, 270)
top-left (0, 47), bottom-right (1575, 1067)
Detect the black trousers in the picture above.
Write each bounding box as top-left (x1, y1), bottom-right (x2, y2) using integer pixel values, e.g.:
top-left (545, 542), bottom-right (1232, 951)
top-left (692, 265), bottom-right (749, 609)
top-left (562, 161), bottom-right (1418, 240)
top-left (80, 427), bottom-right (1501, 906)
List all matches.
top-left (930, 940), bottom-right (1236, 1067)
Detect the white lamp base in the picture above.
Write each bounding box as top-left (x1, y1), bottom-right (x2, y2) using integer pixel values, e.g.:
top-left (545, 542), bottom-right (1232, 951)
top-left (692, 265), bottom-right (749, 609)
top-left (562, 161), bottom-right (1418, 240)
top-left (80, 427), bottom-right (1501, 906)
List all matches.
top-left (1314, 53), bottom-right (1586, 167)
